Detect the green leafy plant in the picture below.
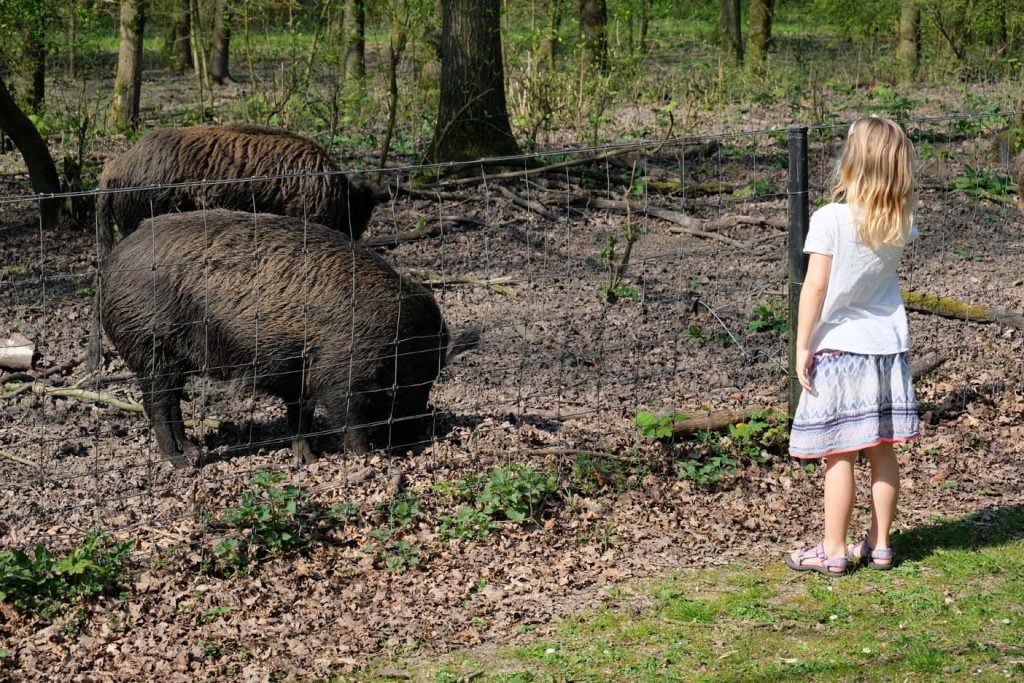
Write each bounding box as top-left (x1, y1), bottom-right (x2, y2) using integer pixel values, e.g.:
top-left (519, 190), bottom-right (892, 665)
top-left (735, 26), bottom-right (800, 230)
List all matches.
top-left (376, 491), bottom-right (421, 528)
top-left (367, 529), bottom-right (425, 572)
top-left (868, 85), bottom-right (913, 121)
top-left (0, 531), bottom-right (133, 620)
top-left (438, 506), bottom-right (497, 541)
top-left (598, 167), bottom-right (646, 304)
top-left (676, 431), bottom-right (737, 486)
top-left (727, 410), bottom-right (790, 461)
top-left (570, 454), bottom-right (628, 495)
top-left (686, 324), bottom-right (734, 348)
top-left (748, 300), bottom-right (788, 333)
top-left (476, 464), bottom-right (558, 524)
top-left (635, 411), bottom-right (687, 440)
top-left (221, 470), bottom-right (308, 556)
top-left (953, 165), bottom-right (1012, 201)
top-left (437, 465), bottom-right (559, 531)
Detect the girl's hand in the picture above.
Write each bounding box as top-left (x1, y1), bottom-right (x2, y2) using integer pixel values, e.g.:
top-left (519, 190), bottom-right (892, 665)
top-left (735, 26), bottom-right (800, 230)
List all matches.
top-left (796, 348), bottom-right (815, 393)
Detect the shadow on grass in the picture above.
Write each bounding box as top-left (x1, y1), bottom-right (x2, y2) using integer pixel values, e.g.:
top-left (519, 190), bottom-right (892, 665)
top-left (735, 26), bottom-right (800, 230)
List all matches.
top-left (893, 504), bottom-right (1024, 562)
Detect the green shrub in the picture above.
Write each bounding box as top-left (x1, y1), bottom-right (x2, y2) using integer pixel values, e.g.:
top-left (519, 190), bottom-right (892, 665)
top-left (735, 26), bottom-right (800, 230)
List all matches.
top-left (748, 300), bottom-right (788, 333)
top-left (0, 531), bottom-right (133, 620)
top-left (635, 411), bottom-right (687, 440)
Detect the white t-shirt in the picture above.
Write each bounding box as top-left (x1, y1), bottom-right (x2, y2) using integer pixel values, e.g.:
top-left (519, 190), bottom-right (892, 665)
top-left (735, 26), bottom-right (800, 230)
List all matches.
top-left (803, 202), bottom-right (915, 355)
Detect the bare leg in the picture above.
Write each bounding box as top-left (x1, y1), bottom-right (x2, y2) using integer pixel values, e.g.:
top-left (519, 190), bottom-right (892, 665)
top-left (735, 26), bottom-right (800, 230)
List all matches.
top-left (822, 451), bottom-right (857, 560)
top-left (789, 450), bottom-right (857, 572)
top-left (861, 441), bottom-right (899, 565)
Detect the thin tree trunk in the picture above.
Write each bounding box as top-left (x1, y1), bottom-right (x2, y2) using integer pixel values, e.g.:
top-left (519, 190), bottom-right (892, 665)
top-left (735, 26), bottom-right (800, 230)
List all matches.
top-left (26, 37), bottom-right (46, 112)
top-left (719, 0), bottom-right (743, 63)
top-left (169, 0), bottom-right (193, 72)
top-left (539, 0), bottom-right (563, 70)
top-left (430, 0), bottom-right (520, 163)
top-left (111, 0), bottom-right (146, 130)
top-left (343, 0), bottom-right (366, 80)
top-left (579, 0), bottom-right (608, 73)
top-left (747, 0), bottom-right (774, 62)
top-left (638, 0), bottom-right (650, 54)
top-left (0, 75), bottom-right (63, 229)
top-left (896, 1), bottom-right (920, 81)
top-left (209, 0), bottom-right (232, 85)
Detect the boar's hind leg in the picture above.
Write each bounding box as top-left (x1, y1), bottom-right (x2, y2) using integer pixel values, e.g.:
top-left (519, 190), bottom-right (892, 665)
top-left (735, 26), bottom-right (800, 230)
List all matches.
top-left (140, 374), bottom-right (195, 467)
top-left (285, 397), bottom-right (317, 465)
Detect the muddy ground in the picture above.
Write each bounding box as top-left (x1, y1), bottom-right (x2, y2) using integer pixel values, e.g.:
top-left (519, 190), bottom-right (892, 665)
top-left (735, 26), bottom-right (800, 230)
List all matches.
top-left (2, 107), bottom-right (1024, 680)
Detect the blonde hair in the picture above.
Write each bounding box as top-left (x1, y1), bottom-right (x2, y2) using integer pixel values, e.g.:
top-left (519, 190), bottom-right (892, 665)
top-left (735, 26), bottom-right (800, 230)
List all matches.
top-left (831, 115), bottom-right (916, 249)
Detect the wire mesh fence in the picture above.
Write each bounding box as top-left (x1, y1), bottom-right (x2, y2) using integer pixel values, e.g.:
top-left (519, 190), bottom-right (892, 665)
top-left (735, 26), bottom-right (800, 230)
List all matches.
top-left (1, 113), bottom-right (1021, 569)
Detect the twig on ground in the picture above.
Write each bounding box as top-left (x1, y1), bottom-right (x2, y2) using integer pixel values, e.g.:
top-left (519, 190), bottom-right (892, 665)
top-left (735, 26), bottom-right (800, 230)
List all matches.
top-left (0, 449), bottom-right (39, 469)
top-left (362, 216), bottom-right (488, 249)
top-left (494, 185), bottom-right (561, 220)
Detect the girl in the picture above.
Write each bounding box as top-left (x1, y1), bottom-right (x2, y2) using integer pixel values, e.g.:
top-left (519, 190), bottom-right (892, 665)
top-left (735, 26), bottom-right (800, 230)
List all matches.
top-left (785, 115), bottom-right (920, 575)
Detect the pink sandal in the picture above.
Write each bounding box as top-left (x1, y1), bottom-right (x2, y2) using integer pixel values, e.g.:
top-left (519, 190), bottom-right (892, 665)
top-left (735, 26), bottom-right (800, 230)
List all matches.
top-left (847, 539), bottom-right (894, 570)
top-left (785, 541), bottom-right (849, 575)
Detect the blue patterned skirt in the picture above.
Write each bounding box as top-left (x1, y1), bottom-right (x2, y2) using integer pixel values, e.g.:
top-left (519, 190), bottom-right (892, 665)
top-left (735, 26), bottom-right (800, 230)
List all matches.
top-left (789, 351), bottom-right (919, 459)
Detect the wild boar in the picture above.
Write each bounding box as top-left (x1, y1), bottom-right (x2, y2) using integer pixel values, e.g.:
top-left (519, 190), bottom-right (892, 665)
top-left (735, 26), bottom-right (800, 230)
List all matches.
top-left (100, 209), bottom-right (473, 466)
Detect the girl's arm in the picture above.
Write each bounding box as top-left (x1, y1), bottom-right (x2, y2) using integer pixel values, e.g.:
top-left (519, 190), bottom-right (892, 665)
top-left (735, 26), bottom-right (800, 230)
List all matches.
top-left (795, 252), bottom-right (832, 393)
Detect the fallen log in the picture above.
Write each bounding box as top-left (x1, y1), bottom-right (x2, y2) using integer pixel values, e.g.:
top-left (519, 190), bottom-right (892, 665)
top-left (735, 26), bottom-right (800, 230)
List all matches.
top-left (903, 290), bottom-right (1024, 329)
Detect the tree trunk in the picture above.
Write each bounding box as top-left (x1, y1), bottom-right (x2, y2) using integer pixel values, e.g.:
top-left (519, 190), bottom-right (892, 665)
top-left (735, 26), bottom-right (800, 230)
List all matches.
top-left (27, 38), bottom-right (46, 112)
top-left (539, 0), bottom-right (563, 70)
top-left (719, 0), bottom-right (743, 63)
top-left (0, 75), bottom-right (63, 229)
top-left (168, 0), bottom-right (193, 72)
top-left (638, 0), bottom-right (650, 55)
top-left (111, 0), bottom-right (146, 130)
top-left (343, 0), bottom-right (366, 80)
top-left (430, 0), bottom-right (520, 164)
top-left (895, 1), bottom-right (920, 81)
top-left (208, 0), bottom-right (232, 85)
top-left (579, 0), bottom-right (608, 72)
top-left (747, 0), bottom-right (774, 62)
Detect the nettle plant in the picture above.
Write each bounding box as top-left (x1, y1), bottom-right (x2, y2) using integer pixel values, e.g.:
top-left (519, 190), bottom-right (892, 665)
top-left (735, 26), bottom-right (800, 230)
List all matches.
top-left (748, 299), bottom-right (788, 333)
top-left (635, 409), bottom-right (789, 488)
top-left (436, 464), bottom-right (560, 541)
top-left (0, 530), bottom-right (134, 621)
top-left (212, 470), bottom-right (350, 572)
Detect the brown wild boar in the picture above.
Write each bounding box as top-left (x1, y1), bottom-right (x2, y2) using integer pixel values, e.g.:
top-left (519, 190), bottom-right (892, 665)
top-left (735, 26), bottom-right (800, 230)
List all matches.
top-left (100, 209), bottom-right (476, 466)
top-left (89, 124), bottom-right (377, 370)
top-left (95, 124), bottom-right (376, 254)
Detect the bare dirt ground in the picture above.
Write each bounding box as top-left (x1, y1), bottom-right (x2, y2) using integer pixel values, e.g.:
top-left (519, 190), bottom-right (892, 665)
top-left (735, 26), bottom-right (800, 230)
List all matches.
top-left (2, 91), bottom-right (1024, 679)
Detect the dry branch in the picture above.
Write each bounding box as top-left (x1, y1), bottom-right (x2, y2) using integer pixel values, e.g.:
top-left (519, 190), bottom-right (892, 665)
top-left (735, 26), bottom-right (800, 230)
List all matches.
top-left (0, 449), bottom-right (38, 469)
top-left (413, 271), bottom-right (515, 296)
top-left (903, 291), bottom-right (1024, 329)
top-left (568, 194), bottom-right (745, 246)
top-left (1, 380), bottom-right (144, 410)
top-left (362, 216), bottom-right (488, 249)
top-left (494, 185), bottom-right (560, 220)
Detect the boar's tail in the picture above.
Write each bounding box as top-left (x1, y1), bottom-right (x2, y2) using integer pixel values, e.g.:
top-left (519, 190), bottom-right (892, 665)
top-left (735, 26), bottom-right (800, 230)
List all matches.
top-left (446, 326), bottom-right (481, 363)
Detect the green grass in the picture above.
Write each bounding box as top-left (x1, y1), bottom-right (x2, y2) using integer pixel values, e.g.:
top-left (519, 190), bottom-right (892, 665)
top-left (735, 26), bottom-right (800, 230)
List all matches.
top-left (367, 506), bottom-right (1024, 681)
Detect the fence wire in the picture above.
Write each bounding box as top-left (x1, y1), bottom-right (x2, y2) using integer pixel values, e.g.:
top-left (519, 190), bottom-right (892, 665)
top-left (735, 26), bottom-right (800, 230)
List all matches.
top-left (0, 115), bottom-right (1021, 556)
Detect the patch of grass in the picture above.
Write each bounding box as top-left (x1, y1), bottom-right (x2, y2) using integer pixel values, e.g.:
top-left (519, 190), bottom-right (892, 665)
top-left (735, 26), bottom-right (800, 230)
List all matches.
top-left (385, 506), bottom-right (1024, 682)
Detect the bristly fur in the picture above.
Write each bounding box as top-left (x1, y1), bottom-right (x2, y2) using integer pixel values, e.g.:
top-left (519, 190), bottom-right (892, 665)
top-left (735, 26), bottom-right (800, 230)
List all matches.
top-left (96, 124), bottom-right (377, 257)
top-left (100, 209), bottom-right (455, 465)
